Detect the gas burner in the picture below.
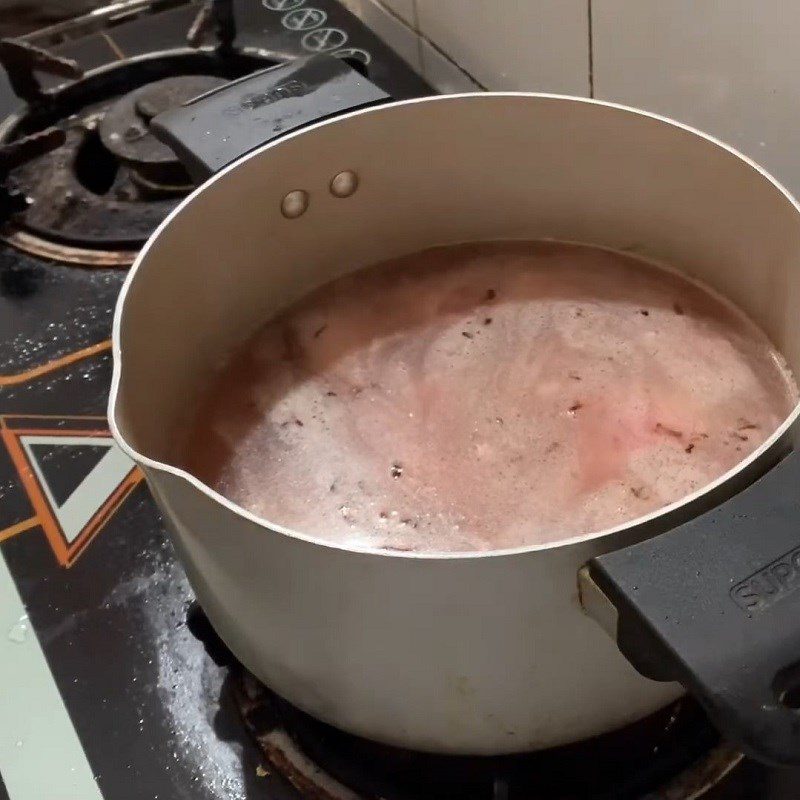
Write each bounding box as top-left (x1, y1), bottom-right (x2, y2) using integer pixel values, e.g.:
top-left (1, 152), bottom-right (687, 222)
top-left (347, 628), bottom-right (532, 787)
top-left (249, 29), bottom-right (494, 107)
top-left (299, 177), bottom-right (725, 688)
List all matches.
top-left (0, 47), bottom-right (276, 266)
top-left (233, 671), bottom-right (741, 800)
top-left (183, 597), bottom-right (741, 800)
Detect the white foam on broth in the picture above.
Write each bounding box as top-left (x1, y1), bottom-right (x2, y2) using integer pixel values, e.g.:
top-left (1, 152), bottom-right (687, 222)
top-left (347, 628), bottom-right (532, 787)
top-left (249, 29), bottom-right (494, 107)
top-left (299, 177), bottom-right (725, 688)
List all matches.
top-left (182, 241), bottom-right (798, 552)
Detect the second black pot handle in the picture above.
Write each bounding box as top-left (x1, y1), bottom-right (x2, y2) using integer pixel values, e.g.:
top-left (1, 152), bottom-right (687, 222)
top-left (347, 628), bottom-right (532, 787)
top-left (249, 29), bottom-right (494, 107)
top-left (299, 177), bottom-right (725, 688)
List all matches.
top-left (580, 447), bottom-right (800, 766)
top-left (150, 54), bottom-right (390, 182)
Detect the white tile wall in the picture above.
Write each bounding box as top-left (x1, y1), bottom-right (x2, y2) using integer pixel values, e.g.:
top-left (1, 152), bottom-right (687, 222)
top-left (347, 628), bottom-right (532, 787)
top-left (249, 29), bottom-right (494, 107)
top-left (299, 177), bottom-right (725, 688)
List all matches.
top-left (339, 0), bottom-right (481, 91)
top-left (375, 0), bottom-right (416, 27)
top-left (338, 0), bottom-right (422, 72)
top-left (414, 0), bottom-right (590, 94)
top-left (592, 0), bottom-right (800, 195)
top-left (351, 0), bottom-right (800, 194)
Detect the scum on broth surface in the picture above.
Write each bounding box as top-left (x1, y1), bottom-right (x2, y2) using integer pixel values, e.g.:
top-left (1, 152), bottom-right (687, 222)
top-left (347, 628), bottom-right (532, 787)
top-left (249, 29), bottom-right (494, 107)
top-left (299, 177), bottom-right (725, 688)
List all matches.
top-left (182, 241), bottom-right (798, 553)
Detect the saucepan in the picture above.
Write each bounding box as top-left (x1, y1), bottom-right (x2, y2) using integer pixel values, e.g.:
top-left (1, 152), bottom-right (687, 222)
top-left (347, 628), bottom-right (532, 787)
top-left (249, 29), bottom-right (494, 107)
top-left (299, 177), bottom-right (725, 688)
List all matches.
top-left (108, 55), bottom-right (800, 765)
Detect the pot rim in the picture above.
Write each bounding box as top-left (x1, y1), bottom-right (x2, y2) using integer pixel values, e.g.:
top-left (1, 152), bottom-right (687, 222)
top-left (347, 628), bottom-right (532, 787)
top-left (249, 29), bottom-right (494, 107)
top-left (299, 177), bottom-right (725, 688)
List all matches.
top-left (109, 91), bottom-right (800, 561)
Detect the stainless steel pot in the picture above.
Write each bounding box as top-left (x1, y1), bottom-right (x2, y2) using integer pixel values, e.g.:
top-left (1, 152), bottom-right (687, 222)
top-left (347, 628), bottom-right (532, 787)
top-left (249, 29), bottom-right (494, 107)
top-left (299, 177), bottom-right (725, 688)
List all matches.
top-left (109, 56), bottom-right (800, 765)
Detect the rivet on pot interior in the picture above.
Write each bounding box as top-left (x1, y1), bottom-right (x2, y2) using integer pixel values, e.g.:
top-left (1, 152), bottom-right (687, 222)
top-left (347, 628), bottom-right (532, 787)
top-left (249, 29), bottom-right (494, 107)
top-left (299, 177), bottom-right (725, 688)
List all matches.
top-left (329, 170), bottom-right (359, 198)
top-left (281, 190), bottom-right (309, 219)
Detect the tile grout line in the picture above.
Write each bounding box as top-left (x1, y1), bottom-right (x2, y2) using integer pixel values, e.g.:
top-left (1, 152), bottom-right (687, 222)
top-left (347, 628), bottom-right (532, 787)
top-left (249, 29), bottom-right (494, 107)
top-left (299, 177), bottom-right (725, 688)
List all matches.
top-left (411, 0), bottom-right (424, 82)
top-left (587, 0), bottom-right (595, 98)
top-left (418, 32), bottom-right (487, 90)
top-left (368, 0), bottom-right (486, 90)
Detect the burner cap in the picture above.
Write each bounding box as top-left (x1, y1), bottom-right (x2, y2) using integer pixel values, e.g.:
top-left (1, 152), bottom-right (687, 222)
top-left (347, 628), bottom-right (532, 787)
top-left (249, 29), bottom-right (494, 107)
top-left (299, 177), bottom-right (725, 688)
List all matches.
top-left (99, 75), bottom-right (225, 191)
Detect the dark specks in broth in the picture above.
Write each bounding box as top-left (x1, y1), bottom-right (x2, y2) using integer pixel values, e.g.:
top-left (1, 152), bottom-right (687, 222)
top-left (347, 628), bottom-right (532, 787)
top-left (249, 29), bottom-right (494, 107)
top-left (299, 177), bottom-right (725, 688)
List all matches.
top-left (655, 422), bottom-right (683, 439)
top-left (182, 240), bottom-right (797, 553)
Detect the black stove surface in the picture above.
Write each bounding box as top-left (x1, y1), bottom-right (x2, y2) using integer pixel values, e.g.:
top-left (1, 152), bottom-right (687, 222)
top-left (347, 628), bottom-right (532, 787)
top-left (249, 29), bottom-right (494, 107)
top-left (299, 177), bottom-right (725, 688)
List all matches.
top-left (0, 3), bottom-right (797, 799)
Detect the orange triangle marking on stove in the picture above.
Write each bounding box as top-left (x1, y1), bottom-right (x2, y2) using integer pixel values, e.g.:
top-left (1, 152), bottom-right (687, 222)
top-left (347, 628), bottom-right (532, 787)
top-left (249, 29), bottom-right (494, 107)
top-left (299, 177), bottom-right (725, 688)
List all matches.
top-left (0, 414), bottom-right (143, 566)
top-left (0, 340), bottom-right (111, 386)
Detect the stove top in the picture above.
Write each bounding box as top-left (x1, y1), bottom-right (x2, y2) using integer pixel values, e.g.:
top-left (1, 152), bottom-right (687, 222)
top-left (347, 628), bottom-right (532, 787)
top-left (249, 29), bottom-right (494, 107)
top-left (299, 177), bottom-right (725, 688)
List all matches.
top-left (0, 3), bottom-right (798, 799)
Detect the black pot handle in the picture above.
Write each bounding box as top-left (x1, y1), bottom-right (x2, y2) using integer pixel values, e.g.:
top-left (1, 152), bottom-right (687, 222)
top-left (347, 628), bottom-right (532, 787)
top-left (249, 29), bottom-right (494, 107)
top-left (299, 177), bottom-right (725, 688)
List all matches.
top-left (580, 447), bottom-right (800, 766)
top-left (150, 54), bottom-right (390, 182)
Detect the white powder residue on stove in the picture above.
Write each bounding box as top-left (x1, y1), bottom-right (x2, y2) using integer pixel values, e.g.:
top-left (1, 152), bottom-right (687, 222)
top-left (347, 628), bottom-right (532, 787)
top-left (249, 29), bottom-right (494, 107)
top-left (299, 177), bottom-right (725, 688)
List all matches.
top-left (0, 264), bottom-right (120, 373)
top-left (106, 545), bottom-right (247, 800)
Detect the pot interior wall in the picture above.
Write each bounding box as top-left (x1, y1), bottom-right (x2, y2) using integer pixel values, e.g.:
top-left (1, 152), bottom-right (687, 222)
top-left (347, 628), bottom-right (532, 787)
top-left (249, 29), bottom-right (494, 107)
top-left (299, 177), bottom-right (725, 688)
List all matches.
top-left (113, 94), bottom-right (800, 462)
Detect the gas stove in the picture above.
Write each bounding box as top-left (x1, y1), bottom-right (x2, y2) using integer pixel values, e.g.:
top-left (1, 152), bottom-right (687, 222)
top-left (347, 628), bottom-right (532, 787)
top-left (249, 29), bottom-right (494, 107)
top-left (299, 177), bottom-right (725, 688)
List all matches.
top-left (0, 2), bottom-right (798, 799)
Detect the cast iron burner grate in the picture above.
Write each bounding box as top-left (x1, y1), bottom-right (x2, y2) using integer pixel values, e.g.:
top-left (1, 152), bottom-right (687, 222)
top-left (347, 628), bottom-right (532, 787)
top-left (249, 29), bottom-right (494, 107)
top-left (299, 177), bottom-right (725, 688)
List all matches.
top-left (0, 0), bottom-right (432, 269)
top-left (187, 603), bottom-right (741, 800)
top-left (1, 47), bottom-right (276, 262)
